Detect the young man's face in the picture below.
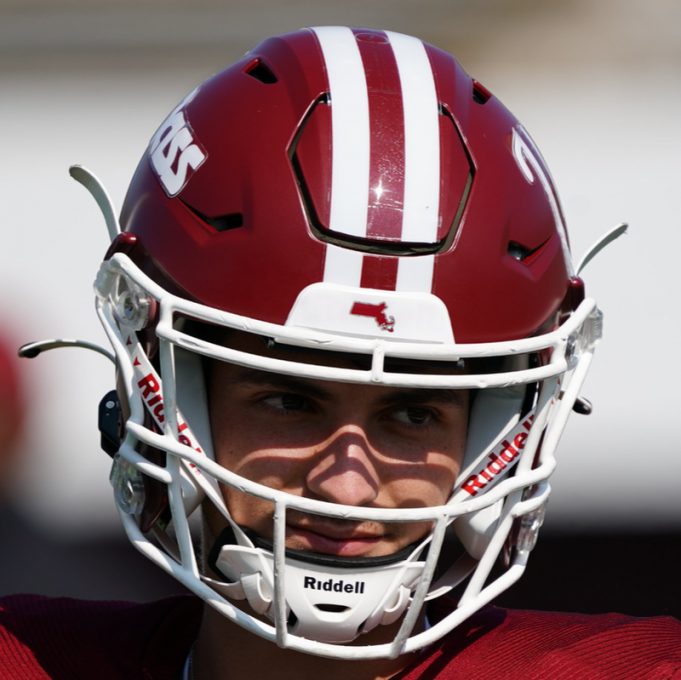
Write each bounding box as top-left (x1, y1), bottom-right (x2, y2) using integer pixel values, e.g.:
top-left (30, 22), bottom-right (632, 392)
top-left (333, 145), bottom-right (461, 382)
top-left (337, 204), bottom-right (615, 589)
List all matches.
top-left (208, 331), bottom-right (469, 559)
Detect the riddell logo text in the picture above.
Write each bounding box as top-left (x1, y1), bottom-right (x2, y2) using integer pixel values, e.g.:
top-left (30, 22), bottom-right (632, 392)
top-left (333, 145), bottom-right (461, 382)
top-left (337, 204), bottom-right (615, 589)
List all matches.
top-left (460, 415), bottom-right (535, 496)
top-left (137, 373), bottom-right (198, 451)
top-left (303, 577), bottom-right (365, 594)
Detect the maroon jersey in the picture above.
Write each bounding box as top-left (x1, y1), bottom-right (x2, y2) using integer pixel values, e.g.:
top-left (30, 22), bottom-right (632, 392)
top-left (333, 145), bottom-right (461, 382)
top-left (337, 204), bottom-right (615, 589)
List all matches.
top-left (1, 595), bottom-right (680, 679)
top-left (0, 594), bottom-right (201, 679)
top-left (399, 604), bottom-right (681, 679)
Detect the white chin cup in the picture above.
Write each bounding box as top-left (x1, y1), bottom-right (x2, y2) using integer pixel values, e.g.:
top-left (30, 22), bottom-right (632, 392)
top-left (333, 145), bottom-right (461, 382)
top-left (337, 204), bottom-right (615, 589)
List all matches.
top-left (209, 539), bottom-right (426, 644)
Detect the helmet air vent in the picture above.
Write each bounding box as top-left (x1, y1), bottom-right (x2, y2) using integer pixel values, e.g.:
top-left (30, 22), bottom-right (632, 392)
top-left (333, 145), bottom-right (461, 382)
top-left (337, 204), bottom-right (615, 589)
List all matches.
top-left (472, 80), bottom-right (492, 105)
top-left (508, 238), bottom-right (550, 265)
top-left (204, 213), bottom-right (244, 232)
top-left (181, 200), bottom-right (244, 233)
top-left (244, 58), bottom-right (278, 84)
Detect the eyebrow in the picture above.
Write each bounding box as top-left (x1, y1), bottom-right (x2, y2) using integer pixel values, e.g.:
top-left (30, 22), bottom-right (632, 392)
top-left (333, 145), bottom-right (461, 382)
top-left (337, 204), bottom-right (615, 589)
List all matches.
top-left (227, 367), bottom-right (468, 408)
top-left (228, 368), bottom-right (335, 401)
top-left (375, 388), bottom-right (468, 409)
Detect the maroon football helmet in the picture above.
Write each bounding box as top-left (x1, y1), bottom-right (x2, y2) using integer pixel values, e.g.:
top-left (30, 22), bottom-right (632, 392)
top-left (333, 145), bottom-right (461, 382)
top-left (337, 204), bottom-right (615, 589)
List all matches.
top-left (88, 27), bottom-right (602, 658)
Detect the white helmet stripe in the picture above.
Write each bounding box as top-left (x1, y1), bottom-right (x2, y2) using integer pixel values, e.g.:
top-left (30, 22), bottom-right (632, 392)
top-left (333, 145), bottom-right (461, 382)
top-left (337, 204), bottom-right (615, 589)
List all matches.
top-left (314, 27), bottom-right (440, 292)
top-left (323, 244), bottom-right (364, 287)
top-left (396, 254), bottom-right (435, 293)
top-left (387, 31), bottom-right (441, 245)
top-left (512, 125), bottom-right (574, 277)
top-left (312, 26), bottom-right (371, 241)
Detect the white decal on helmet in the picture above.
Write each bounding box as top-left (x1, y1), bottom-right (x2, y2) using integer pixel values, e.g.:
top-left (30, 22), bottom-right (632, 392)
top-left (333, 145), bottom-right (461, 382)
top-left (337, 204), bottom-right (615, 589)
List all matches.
top-left (149, 86), bottom-right (207, 197)
top-left (512, 126), bottom-right (574, 276)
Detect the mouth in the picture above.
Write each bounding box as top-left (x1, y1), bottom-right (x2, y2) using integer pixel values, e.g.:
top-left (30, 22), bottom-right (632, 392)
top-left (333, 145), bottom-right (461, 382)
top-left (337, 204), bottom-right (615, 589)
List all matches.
top-left (285, 519), bottom-right (386, 558)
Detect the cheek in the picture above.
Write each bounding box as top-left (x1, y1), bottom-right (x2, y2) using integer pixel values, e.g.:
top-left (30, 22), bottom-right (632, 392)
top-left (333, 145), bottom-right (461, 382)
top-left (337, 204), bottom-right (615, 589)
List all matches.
top-left (380, 451), bottom-right (460, 508)
top-left (373, 427), bottom-right (466, 507)
top-left (211, 397), bottom-right (324, 473)
top-left (430, 450), bottom-right (461, 503)
top-left (213, 420), bottom-right (311, 488)
top-left (222, 488), bottom-right (275, 535)
top-left (210, 413), bottom-right (312, 526)
top-left (211, 407), bottom-right (278, 475)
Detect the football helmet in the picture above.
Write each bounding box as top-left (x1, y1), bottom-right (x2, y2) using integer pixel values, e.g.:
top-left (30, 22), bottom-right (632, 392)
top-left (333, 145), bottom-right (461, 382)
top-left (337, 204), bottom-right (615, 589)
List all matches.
top-left (81, 27), bottom-right (606, 658)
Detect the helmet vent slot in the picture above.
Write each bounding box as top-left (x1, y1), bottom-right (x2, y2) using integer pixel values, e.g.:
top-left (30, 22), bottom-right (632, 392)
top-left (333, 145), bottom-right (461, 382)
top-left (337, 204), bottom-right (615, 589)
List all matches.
top-left (315, 604), bottom-right (350, 613)
top-left (181, 200), bottom-right (244, 233)
top-left (206, 213), bottom-right (244, 232)
top-left (508, 238), bottom-right (550, 264)
top-left (244, 59), bottom-right (278, 84)
top-left (472, 80), bottom-right (491, 105)
top-left (508, 241), bottom-right (532, 261)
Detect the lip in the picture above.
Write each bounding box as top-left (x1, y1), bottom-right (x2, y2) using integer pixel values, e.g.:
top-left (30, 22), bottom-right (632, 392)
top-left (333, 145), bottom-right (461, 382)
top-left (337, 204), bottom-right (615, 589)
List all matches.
top-left (285, 523), bottom-right (384, 557)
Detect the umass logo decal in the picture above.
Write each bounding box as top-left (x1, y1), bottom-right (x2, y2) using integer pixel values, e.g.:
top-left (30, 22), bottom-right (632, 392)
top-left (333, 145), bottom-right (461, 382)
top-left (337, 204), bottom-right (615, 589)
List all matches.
top-left (350, 301), bottom-right (395, 332)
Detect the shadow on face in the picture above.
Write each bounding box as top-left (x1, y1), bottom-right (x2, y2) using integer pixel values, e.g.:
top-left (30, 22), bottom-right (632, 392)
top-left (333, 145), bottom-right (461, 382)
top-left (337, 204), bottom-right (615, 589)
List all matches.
top-left (200, 327), bottom-right (470, 557)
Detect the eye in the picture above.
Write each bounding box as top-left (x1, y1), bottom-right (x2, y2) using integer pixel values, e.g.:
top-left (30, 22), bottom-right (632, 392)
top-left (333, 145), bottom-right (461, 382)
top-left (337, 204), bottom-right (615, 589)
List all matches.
top-left (262, 393), bottom-right (310, 413)
top-left (391, 406), bottom-right (434, 426)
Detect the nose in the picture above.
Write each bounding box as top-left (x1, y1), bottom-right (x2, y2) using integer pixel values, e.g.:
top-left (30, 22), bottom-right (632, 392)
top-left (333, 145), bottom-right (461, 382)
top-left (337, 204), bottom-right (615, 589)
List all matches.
top-left (305, 426), bottom-right (380, 507)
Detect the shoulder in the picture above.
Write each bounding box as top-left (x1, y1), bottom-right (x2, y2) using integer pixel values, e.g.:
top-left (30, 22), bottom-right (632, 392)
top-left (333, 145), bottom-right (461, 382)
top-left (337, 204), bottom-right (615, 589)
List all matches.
top-left (402, 605), bottom-right (681, 680)
top-left (0, 593), bottom-right (202, 680)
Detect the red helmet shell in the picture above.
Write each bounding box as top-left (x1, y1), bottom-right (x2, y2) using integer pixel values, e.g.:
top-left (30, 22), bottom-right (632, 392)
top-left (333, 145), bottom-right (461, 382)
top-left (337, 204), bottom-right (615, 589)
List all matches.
top-left (118, 27), bottom-right (572, 344)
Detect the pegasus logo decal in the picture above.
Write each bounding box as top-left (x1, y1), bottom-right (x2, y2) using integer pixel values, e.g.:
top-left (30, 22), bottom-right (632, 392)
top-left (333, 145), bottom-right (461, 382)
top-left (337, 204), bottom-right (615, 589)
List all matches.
top-left (350, 302), bottom-right (395, 332)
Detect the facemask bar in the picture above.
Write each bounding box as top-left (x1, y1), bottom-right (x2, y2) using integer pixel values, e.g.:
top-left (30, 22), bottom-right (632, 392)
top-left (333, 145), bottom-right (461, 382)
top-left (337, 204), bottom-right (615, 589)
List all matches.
top-left (95, 253), bottom-right (601, 660)
top-left (98, 253), bottom-right (596, 388)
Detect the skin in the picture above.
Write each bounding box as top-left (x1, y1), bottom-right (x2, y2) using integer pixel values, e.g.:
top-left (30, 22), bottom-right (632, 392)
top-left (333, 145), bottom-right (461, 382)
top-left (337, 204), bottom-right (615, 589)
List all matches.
top-left (194, 331), bottom-right (470, 680)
